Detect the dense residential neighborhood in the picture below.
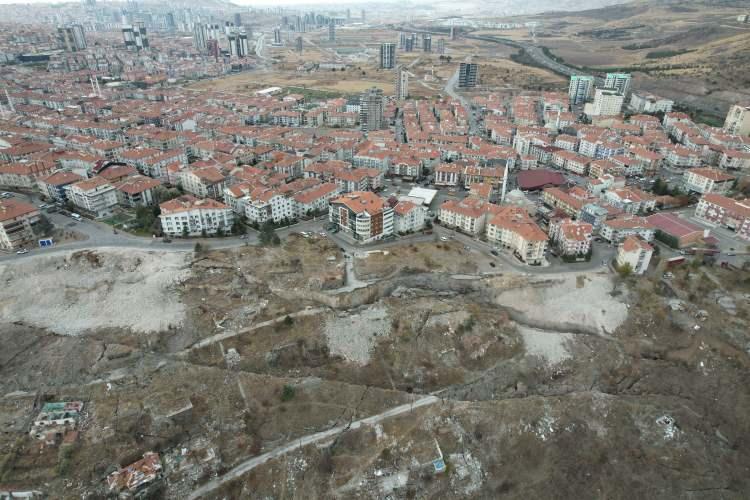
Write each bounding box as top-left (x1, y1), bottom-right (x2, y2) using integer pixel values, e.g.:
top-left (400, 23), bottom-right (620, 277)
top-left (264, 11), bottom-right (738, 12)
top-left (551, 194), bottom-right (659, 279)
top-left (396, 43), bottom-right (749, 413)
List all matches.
top-left (1, 1), bottom-right (750, 497)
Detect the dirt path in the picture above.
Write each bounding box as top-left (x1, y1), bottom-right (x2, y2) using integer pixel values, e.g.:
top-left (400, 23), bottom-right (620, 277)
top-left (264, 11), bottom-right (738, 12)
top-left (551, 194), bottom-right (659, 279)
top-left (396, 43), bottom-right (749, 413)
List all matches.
top-left (187, 395), bottom-right (440, 499)
top-left (183, 308), bottom-right (328, 352)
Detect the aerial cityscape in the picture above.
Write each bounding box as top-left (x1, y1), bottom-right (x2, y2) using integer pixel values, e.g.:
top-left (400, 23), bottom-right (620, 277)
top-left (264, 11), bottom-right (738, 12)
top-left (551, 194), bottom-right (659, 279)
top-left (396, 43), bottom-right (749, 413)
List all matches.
top-left (0, 0), bottom-right (749, 497)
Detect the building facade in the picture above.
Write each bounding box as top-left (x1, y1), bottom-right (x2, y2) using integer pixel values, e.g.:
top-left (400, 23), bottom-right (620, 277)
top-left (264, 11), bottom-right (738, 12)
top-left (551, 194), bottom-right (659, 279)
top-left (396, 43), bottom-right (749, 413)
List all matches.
top-left (159, 195), bottom-right (234, 236)
top-left (329, 191), bottom-right (394, 243)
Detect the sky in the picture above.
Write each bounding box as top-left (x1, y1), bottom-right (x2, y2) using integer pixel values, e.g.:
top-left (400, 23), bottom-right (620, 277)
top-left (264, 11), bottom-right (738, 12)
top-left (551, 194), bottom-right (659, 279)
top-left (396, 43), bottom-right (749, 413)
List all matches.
top-left (0, 0), bottom-right (379, 4)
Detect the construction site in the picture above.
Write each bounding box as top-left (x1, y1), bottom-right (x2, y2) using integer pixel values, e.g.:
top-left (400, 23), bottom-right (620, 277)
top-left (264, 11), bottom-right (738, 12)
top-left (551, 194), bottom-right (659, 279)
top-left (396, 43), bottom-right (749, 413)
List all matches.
top-left (0, 232), bottom-right (748, 498)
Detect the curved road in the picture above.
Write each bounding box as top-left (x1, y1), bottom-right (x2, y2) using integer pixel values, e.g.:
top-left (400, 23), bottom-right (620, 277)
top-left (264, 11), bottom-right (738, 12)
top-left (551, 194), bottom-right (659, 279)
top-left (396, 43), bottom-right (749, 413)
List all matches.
top-left (394, 25), bottom-right (601, 83)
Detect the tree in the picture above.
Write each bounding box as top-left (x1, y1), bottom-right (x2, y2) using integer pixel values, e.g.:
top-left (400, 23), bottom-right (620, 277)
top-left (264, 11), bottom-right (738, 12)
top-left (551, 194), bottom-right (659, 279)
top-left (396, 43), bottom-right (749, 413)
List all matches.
top-left (33, 214), bottom-right (54, 237)
top-left (617, 262), bottom-right (632, 278)
top-left (153, 185), bottom-right (181, 204)
top-left (182, 225), bottom-right (189, 238)
top-left (194, 242), bottom-right (208, 255)
top-left (135, 205), bottom-right (156, 231)
top-left (652, 178), bottom-right (669, 196)
top-left (232, 220), bottom-right (247, 235)
top-left (259, 220), bottom-right (278, 245)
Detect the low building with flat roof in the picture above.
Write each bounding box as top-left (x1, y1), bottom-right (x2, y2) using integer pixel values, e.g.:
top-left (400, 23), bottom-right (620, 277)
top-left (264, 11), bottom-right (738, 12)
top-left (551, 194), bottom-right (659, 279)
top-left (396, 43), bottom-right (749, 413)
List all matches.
top-left (647, 212), bottom-right (707, 248)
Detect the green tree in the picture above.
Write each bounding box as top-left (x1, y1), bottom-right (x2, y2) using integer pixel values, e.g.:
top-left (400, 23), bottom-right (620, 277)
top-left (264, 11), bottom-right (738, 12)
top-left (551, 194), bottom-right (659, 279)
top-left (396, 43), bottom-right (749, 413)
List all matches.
top-left (232, 220), bottom-right (247, 235)
top-left (617, 262), bottom-right (632, 278)
top-left (135, 205), bottom-right (156, 231)
top-left (281, 384), bottom-right (296, 402)
top-left (33, 214), bottom-right (54, 237)
top-left (259, 220), bottom-right (277, 245)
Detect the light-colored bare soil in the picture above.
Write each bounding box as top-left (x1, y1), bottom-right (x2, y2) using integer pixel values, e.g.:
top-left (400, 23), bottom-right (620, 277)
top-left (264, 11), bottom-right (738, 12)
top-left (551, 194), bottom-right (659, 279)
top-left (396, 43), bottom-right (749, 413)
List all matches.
top-left (0, 248), bottom-right (190, 335)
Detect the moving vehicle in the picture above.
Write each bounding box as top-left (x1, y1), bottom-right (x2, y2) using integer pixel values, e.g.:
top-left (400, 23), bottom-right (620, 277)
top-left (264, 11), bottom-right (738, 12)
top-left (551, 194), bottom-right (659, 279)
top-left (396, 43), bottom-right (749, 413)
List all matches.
top-left (70, 213), bottom-right (82, 221)
top-left (16, 249), bottom-right (28, 255)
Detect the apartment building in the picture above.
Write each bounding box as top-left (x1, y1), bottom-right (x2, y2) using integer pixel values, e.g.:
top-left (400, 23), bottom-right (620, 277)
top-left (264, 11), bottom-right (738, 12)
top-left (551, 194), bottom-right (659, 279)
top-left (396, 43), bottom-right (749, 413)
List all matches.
top-left (65, 176), bottom-right (118, 218)
top-left (329, 191), bottom-right (394, 243)
top-left (179, 167), bottom-right (227, 200)
top-left (393, 200), bottom-right (426, 233)
top-left (683, 168), bottom-right (735, 195)
top-left (664, 145), bottom-right (702, 168)
top-left (114, 175), bottom-right (162, 207)
top-left (694, 194), bottom-right (750, 240)
top-left (719, 149), bottom-right (750, 171)
top-left (244, 189), bottom-right (295, 224)
top-left (542, 187), bottom-right (587, 218)
top-left (589, 89), bottom-right (624, 117)
top-left (629, 92), bottom-right (673, 114)
top-left (37, 171), bottom-right (85, 202)
top-left (438, 197), bottom-right (502, 235)
top-left (159, 195), bottom-right (234, 237)
top-left (548, 218), bottom-right (593, 257)
top-left (0, 199), bottom-right (40, 250)
top-left (600, 215), bottom-right (655, 243)
top-left (486, 207), bottom-right (548, 265)
top-left (723, 104), bottom-right (750, 136)
top-left (604, 188), bottom-right (656, 214)
top-left (616, 235), bottom-right (653, 275)
top-left (434, 163), bottom-right (463, 186)
top-left (292, 182), bottom-right (340, 217)
top-left (568, 75), bottom-right (594, 105)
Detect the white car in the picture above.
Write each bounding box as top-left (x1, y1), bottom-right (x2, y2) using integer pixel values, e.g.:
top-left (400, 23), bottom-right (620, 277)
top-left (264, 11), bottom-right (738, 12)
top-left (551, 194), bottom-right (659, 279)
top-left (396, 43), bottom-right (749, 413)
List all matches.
top-left (16, 249), bottom-right (28, 255)
top-left (440, 236), bottom-right (449, 242)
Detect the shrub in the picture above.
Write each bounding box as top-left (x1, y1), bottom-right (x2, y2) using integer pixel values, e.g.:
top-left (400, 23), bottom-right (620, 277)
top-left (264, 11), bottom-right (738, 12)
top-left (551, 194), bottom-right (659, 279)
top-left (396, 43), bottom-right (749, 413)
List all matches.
top-left (281, 384), bottom-right (296, 402)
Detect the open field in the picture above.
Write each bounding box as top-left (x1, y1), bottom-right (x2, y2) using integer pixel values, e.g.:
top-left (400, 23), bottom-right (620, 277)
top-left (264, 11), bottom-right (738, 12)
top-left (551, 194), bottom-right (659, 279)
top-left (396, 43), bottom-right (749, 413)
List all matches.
top-left (188, 24), bottom-right (567, 98)
top-left (509, 1), bottom-right (750, 118)
top-left (2, 236), bottom-right (749, 498)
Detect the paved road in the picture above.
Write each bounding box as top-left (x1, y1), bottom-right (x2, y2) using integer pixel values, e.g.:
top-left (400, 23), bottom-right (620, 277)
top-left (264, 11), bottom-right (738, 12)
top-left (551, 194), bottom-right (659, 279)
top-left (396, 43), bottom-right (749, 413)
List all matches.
top-left (433, 225), bottom-right (613, 274)
top-left (394, 25), bottom-right (595, 83)
top-left (0, 204), bottom-right (328, 262)
top-left (442, 55), bottom-right (481, 135)
top-left (188, 395), bottom-right (440, 499)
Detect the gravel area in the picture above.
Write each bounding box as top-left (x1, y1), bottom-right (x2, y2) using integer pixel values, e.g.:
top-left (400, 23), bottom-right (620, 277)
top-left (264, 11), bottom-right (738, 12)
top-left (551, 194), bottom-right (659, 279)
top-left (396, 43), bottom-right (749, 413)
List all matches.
top-left (518, 326), bottom-right (574, 366)
top-left (0, 248), bottom-right (190, 335)
top-left (323, 305), bottom-right (390, 365)
top-left (495, 273), bottom-right (627, 335)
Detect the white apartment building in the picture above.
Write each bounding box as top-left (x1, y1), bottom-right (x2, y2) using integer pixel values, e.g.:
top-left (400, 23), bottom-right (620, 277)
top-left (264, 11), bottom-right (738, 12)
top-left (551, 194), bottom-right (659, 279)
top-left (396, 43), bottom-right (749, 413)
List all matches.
top-left (179, 167), bottom-right (227, 200)
top-left (568, 75), bottom-right (595, 105)
top-left (616, 235), bottom-right (653, 275)
top-left (683, 168), bottom-right (735, 195)
top-left (65, 176), bottom-right (118, 218)
top-left (159, 195), bottom-right (234, 236)
top-left (723, 104), bottom-right (750, 136)
top-left (600, 215), bottom-right (655, 243)
top-left (589, 89), bottom-right (624, 117)
top-left (293, 182), bottom-right (340, 217)
top-left (548, 219), bottom-right (593, 256)
top-left (604, 72), bottom-right (632, 96)
top-left (629, 92), bottom-right (674, 114)
top-left (245, 191), bottom-right (295, 224)
top-left (393, 200), bottom-right (426, 233)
